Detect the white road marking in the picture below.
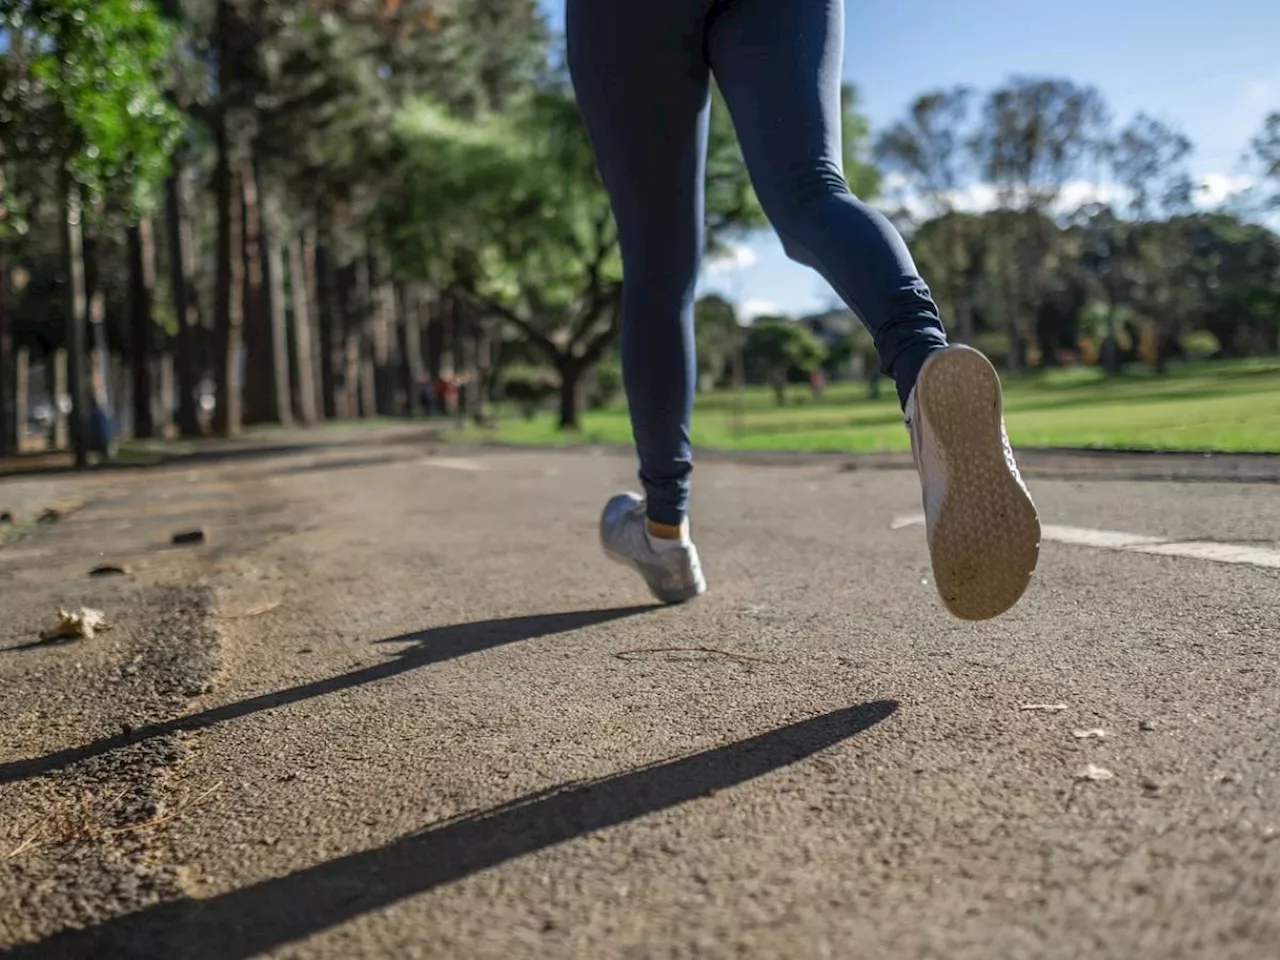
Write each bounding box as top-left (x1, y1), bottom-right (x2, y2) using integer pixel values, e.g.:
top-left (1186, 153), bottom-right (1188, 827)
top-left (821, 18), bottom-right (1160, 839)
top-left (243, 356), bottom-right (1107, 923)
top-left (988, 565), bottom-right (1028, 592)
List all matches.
top-left (419, 457), bottom-right (487, 472)
top-left (891, 514), bottom-right (1280, 570)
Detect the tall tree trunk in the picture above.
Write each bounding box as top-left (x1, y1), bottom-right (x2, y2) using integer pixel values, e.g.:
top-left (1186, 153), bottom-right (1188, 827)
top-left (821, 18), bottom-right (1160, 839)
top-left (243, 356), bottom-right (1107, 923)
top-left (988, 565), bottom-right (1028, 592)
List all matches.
top-left (82, 233), bottom-right (110, 411)
top-left (473, 324), bottom-right (492, 425)
top-left (335, 262), bottom-right (360, 419)
top-left (286, 237), bottom-right (318, 425)
top-left (0, 249), bottom-right (13, 458)
top-left (557, 359), bottom-right (584, 431)
top-left (425, 294), bottom-right (444, 384)
top-left (157, 352), bottom-right (174, 435)
top-left (302, 232), bottom-right (326, 419)
top-left (397, 283), bottom-right (424, 417)
top-left (314, 212), bottom-right (339, 420)
top-left (14, 346), bottom-right (28, 452)
top-left (353, 255), bottom-right (375, 418)
top-left (53, 349), bottom-right (68, 451)
top-left (212, 139), bottom-right (244, 437)
top-left (212, 0), bottom-right (244, 438)
top-left (127, 220), bottom-right (157, 439)
top-left (265, 234), bottom-right (293, 427)
top-left (165, 164), bottom-right (202, 437)
top-left (372, 277), bottom-right (396, 415)
top-left (241, 159), bottom-right (273, 425)
top-left (1002, 226), bottom-right (1024, 374)
top-left (60, 173), bottom-right (90, 467)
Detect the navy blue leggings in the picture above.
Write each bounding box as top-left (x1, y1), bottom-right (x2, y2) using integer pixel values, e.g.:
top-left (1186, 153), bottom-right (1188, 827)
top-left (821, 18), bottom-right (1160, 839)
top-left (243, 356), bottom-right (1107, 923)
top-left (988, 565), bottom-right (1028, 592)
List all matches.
top-left (567, 0), bottom-right (949, 526)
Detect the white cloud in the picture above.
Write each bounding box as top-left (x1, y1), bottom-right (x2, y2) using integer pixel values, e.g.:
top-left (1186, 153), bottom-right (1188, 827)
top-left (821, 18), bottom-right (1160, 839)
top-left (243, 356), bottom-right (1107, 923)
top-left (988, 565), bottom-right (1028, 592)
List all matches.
top-left (738, 298), bottom-right (782, 322)
top-left (704, 241), bottom-right (759, 276)
top-left (881, 173), bottom-right (1258, 219)
top-left (1196, 172), bottom-right (1254, 207)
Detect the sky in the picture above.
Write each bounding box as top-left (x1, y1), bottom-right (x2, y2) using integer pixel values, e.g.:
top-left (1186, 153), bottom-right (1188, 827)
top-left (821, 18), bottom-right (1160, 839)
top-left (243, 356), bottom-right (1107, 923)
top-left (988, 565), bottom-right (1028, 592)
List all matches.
top-left (537, 0), bottom-right (1279, 319)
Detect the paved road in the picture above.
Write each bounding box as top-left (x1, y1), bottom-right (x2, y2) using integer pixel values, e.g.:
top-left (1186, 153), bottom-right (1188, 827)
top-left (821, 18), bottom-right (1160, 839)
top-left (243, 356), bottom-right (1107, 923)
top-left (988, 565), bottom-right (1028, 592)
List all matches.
top-left (2, 436), bottom-right (1278, 959)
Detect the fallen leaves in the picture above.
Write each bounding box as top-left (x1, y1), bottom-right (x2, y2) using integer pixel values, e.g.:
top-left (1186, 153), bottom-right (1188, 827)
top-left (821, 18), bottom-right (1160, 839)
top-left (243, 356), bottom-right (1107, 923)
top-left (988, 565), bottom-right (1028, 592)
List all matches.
top-left (1019, 703), bottom-right (1068, 713)
top-left (6, 782), bottom-right (223, 859)
top-left (1072, 728), bottom-right (1109, 740)
top-left (1074, 764), bottom-right (1116, 782)
top-left (213, 601), bottom-right (282, 621)
top-left (40, 607), bottom-right (109, 642)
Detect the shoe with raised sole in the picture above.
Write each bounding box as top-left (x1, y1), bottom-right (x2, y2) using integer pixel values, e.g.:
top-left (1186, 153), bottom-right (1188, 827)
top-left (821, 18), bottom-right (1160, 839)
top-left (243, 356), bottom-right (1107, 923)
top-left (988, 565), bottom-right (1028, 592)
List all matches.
top-left (905, 345), bottom-right (1040, 621)
top-left (600, 493), bottom-right (706, 605)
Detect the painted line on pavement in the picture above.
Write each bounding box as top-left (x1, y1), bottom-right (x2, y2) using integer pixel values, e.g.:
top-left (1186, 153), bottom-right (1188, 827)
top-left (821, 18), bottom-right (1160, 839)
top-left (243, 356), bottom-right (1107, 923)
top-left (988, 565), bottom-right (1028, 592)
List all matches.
top-left (419, 457), bottom-right (488, 472)
top-left (891, 514), bottom-right (1280, 570)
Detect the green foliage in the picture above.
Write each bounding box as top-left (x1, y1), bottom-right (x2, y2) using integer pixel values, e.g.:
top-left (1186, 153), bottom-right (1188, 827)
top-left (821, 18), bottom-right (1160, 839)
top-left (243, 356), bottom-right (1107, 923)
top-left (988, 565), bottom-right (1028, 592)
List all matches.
top-left (705, 85), bottom-right (768, 241)
top-left (1253, 113), bottom-right (1280, 210)
top-left (0, 0), bottom-right (182, 211)
top-left (876, 86), bottom-right (974, 224)
top-left (501, 365), bottom-right (557, 419)
top-left (1110, 113), bottom-right (1194, 219)
top-left (744, 317), bottom-right (828, 403)
top-left (374, 80), bottom-right (768, 422)
top-left (694, 294), bottom-right (741, 385)
top-left (588, 361), bottom-right (623, 410)
top-left (974, 77), bottom-right (1109, 211)
top-left (840, 84), bottom-right (882, 199)
top-left (1182, 330), bottom-right (1221, 360)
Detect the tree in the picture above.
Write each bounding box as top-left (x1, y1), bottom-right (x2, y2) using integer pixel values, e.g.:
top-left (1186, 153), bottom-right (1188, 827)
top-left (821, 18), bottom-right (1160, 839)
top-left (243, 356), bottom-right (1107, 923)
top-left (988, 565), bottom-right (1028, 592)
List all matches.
top-left (876, 87), bottom-right (978, 340)
top-left (1067, 203), bottom-right (1133, 372)
top-left (1109, 113), bottom-right (1193, 221)
top-left (0, 0), bottom-right (181, 463)
top-left (743, 317), bottom-right (827, 406)
top-left (876, 87), bottom-right (975, 217)
top-left (839, 84), bottom-right (882, 201)
top-left (972, 77), bottom-right (1109, 370)
top-left (694, 295), bottom-right (741, 391)
top-left (376, 86), bottom-right (764, 429)
top-left (1252, 113), bottom-right (1280, 210)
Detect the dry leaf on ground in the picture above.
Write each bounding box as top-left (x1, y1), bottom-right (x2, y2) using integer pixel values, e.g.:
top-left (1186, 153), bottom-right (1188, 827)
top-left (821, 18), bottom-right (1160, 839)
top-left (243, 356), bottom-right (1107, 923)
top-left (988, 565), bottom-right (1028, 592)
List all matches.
top-left (1072, 728), bottom-right (1109, 740)
top-left (1074, 763), bottom-right (1115, 782)
top-left (1019, 703), bottom-right (1068, 713)
top-left (40, 608), bottom-right (109, 642)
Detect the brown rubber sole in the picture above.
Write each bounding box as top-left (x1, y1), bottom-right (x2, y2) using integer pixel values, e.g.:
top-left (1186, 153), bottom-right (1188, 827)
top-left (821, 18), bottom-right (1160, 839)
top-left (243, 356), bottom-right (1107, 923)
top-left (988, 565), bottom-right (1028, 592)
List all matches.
top-left (916, 346), bottom-right (1041, 621)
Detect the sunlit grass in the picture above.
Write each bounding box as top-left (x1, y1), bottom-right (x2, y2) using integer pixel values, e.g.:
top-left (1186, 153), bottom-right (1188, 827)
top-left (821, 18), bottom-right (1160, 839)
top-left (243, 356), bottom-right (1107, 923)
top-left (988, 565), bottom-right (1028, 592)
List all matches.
top-left (458, 358), bottom-right (1280, 454)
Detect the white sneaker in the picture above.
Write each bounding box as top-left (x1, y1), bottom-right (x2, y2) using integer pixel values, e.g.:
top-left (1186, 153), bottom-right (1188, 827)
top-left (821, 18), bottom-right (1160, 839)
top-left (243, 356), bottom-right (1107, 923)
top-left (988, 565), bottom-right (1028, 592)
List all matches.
top-left (600, 493), bottom-right (706, 604)
top-left (905, 345), bottom-right (1041, 620)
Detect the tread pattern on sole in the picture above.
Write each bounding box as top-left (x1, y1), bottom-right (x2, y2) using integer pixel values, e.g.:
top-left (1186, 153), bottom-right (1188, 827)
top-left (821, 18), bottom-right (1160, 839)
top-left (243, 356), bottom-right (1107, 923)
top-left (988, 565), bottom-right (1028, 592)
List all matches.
top-left (917, 347), bottom-right (1041, 621)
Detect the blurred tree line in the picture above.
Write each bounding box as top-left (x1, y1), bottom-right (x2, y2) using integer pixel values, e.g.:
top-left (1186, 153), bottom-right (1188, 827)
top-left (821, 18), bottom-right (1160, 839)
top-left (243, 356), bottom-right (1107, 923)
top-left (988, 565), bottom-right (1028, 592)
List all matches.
top-left (873, 80), bottom-right (1280, 376)
top-left (0, 4), bottom-right (1277, 457)
top-left (696, 79), bottom-right (1280, 405)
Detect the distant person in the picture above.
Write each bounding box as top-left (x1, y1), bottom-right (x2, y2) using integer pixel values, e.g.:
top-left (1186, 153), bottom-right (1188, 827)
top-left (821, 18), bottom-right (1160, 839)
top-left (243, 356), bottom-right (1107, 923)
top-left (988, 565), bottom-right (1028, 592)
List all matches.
top-left (574, 0), bottom-right (1040, 620)
top-left (419, 378), bottom-right (436, 416)
top-left (809, 368), bottom-right (826, 401)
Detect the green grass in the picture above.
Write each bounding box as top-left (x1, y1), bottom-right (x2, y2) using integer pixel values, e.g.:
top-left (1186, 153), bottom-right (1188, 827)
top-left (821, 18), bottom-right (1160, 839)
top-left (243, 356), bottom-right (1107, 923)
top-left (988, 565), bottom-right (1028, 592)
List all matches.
top-left (460, 358), bottom-right (1280, 454)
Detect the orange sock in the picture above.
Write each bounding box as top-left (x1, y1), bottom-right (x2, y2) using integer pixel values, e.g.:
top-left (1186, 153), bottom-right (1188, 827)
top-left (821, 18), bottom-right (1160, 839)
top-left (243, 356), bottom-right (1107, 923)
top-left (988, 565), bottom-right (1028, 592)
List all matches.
top-left (646, 519), bottom-right (685, 541)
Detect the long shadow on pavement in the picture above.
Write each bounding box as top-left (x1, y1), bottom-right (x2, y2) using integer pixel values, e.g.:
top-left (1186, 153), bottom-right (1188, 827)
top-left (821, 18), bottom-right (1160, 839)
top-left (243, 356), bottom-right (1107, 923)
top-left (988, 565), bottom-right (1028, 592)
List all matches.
top-left (0, 607), bottom-right (654, 786)
top-left (8, 700), bottom-right (898, 960)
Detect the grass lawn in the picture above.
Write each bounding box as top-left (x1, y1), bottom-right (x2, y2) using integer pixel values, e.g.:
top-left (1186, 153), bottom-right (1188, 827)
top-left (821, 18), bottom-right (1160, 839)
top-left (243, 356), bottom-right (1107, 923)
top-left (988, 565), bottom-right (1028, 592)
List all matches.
top-left (459, 358), bottom-right (1280, 454)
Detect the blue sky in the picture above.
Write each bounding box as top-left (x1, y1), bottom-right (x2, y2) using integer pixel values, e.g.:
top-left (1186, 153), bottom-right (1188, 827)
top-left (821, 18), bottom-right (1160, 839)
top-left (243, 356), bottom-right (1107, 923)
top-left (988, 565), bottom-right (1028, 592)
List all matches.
top-left (538, 0), bottom-right (1279, 318)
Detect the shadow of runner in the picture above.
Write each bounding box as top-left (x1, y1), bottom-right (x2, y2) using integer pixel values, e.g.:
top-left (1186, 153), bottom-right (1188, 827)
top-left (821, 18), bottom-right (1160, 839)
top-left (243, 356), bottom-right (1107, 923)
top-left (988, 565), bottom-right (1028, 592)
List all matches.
top-left (0, 607), bottom-right (655, 786)
top-left (10, 701), bottom-right (898, 960)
